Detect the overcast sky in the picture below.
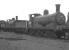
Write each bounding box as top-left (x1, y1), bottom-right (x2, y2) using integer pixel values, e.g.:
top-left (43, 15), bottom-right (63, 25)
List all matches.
top-left (0, 0), bottom-right (68, 21)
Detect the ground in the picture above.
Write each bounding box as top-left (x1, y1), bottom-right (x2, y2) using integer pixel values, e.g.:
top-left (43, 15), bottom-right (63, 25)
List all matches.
top-left (0, 32), bottom-right (69, 50)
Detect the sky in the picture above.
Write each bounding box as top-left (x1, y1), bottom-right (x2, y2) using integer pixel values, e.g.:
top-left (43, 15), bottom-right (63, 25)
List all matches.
top-left (0, 0), bottom-right (68, 21)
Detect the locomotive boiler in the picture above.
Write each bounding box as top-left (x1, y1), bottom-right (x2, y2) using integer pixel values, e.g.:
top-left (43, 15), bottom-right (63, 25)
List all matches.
top-left (30, 4), bottom-right (65, 26)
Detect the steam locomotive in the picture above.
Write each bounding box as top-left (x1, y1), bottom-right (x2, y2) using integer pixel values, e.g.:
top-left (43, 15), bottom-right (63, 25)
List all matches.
top-left (0, 4), bottom-right (69, 39)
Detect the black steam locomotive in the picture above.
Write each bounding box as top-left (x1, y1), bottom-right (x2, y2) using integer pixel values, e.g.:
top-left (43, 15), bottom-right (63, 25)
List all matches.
top-left (0, 4), bottom-right (69, 39)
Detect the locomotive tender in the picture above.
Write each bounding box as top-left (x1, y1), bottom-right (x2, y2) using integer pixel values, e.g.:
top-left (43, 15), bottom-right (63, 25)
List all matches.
top-left (0, 4), bottom-right (69, 39)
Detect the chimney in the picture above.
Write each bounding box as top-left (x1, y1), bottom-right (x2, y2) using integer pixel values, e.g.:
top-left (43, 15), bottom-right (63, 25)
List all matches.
top-left (16, 16), bottom-right (18, 20)
top-left (56, 4), bottom-right (60, 12)
top-left (67, 12), bottom-right (69, 22)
